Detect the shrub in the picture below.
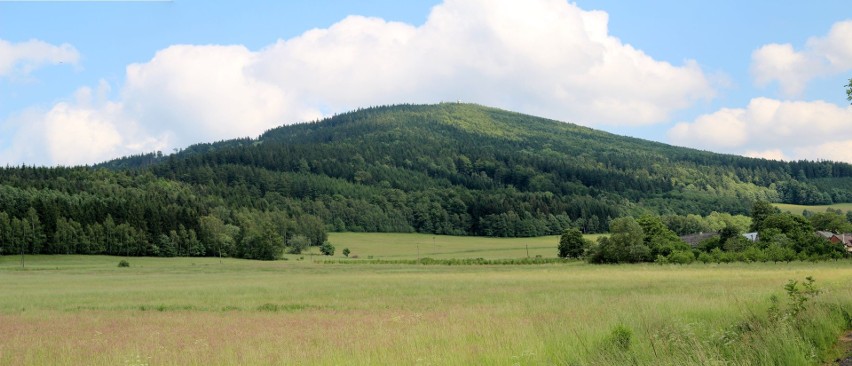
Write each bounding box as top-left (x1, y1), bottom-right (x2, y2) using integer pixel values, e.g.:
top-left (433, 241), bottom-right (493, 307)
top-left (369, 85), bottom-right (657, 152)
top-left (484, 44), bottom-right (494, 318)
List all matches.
top-left (607, 324), bottom-right (632, 351)
top-left (784, 276), bottom-right (820, 317)
top-left (287, 235), bottom-right (310, 254)
top-left (118, 260), bottom-right (130, 268)
top-left (257, 303), bottom-right (279, 312)
top-left (320, 242), bottom-right (335, 256)
top-left (668, 250), bottom-right (695, 264)
top-left (343, 248), bottom-right (351, 257)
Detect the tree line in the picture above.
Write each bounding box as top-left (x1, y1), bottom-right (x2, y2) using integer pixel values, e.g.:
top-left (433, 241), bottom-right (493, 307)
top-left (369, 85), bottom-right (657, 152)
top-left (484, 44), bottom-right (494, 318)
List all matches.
top-left (0, 167), bottom-right (326, 260)
top-left (3, 104), bottom-right (852, 260)
top-left (559, 201), bottom-right (851, 264)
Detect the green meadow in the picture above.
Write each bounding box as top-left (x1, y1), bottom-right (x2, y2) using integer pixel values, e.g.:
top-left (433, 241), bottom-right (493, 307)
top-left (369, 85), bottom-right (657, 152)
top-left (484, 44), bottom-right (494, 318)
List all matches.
top-left (319, 232), bottom-right (605, 260)
top-left (1, 235), bottom-right (851, 365)
top-left (774, 202), bottom-right (852, 216)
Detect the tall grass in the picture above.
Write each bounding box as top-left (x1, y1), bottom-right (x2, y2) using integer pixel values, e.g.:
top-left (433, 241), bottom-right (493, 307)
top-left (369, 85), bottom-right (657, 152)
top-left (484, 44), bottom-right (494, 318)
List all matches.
top-left (0, 255), bottom-right (850, 365)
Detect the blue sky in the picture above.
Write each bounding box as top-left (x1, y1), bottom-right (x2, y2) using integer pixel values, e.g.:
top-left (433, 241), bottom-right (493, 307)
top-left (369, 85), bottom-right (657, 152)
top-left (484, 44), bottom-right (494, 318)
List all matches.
top-left (1, 0), bottom-right (850, 166)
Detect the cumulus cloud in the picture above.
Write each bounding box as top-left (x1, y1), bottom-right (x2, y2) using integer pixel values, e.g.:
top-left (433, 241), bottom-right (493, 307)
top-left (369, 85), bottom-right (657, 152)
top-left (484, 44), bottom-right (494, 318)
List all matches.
top-left (668, 98), bottom-right (852, 163)
top-left (751, 20), bottom-right (852, 96)
top-left (0, 38), bottom-right (79, 78)
top-left (122, 45), bottom-right (317, 143)
top-left (0, 81), bottom-right (168, 166)
top-left (743, 149), bottom-right (788, 161)
top-left (251, 0), bottom-right (712, 125)
top-left (792, 140), bottom-right (852, 164)
top-left (1, 0), bottom-right (714, 166)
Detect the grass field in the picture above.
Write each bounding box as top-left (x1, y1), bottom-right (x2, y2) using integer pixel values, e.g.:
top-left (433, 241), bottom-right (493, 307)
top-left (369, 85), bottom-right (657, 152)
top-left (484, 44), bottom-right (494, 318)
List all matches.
top-left (318, 232), bottom-right (604, 260)
top-left (1, 249), bottom-right (851, 365)
top-left (774, 202), bottom-right (852, 216)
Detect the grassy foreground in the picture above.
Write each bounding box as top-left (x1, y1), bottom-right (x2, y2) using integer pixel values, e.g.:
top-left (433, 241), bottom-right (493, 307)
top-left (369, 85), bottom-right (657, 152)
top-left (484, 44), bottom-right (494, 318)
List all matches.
top-left (1, 254), bottom-right (851, 365)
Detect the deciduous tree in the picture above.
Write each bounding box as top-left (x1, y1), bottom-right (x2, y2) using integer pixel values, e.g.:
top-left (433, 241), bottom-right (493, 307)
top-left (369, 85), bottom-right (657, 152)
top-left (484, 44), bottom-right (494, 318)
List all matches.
top-left (750, 200), bottom-right (779, 232)
top-left (846, 77), bottom-right (852, 104)
top-left (557, 228), bottom-right (587, 258)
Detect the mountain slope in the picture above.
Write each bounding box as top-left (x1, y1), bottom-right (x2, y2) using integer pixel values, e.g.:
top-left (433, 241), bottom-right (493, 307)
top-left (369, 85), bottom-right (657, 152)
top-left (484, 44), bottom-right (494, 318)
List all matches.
top-left (7, 103), bottom-right (852, 260)
top-left (100, 103), bottom-right (852, 235)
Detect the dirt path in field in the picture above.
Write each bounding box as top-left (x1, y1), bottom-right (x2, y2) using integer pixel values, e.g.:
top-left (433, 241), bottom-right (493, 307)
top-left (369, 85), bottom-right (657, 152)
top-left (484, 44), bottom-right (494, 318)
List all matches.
top-left (835, 331), bottom-right (852, 366)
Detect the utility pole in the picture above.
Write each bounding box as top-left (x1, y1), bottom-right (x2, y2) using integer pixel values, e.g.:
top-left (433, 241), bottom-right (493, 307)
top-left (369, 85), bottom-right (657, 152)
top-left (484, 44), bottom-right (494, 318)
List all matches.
top-left (24, 218), bottom-right (35, 268)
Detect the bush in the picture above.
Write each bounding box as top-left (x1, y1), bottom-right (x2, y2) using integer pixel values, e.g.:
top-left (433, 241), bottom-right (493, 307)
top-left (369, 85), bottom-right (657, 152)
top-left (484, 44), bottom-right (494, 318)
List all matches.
top-left (287, 235), bottom-right (310, 254)
top-left (668, 250), bottom-right (695, 264)
top-left (320, 242), bottom-right (335, 256)
top-left (784, 276), bottom-right (820, 317)
top-left (343, 248), bottom-right (351, 257)
top-left (607, 324), bottom-right (632, 351)
top-left (118, 260), bottom-right (130, 268)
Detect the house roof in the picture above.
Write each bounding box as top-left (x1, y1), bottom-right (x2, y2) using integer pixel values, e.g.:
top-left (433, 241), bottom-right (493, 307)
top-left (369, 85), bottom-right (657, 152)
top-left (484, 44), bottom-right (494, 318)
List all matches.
top-left (742, 232), bottom-right (759, 241)
top-left (816, 231), bottom-right (836, 239)
top-left (680, 232), bottom-right (718, 247)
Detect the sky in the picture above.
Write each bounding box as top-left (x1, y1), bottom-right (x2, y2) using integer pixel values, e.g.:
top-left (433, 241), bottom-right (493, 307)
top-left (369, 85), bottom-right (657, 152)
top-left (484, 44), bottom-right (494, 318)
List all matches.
top-left (0, 0), bottom-right (851, 166)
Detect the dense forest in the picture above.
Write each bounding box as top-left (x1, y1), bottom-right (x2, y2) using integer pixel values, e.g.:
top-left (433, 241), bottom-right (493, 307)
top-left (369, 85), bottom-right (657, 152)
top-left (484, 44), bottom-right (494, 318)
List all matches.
top-left (2, 103), bottom-right (852, 259)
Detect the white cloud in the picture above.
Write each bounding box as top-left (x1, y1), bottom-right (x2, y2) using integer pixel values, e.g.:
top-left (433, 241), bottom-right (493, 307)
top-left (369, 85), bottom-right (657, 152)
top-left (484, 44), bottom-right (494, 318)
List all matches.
top-left (668, 98), bottom-right (852, 163)
top-left (1, 0), bottom-right (714, 166)
top-left (0, 81), bottom-right (168, 166)
top-left (744, 149), bottom-right (788, 161)
top-left (751, 20), bottom-right (852, 96)
top-left (252, 0), bottom-right (712, 125)
top-left (43, 101), bottom-right (126, 166)
top-left (793, 140), bottom-right (852, 164)
top-left (0, 38), bottom-right (79, 78)
top-left (122, 45), bottom-right (317, 143)
top-left (668, 107), bottom-right (749, 149)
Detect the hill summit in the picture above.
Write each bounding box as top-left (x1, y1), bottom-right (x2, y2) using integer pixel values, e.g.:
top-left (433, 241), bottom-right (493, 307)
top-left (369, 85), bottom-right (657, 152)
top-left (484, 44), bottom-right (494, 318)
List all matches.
top-left (101, 103), bottom-right (852, 236)
top-left (3, 103), bottom-right (852, 259)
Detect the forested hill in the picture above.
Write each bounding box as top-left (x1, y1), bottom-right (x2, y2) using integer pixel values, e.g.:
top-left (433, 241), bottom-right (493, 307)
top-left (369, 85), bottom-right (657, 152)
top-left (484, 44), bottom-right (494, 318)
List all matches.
top-left (104, 103), bottom-right (852, 228)
top-left (2, 103), bottom-right (852, 259)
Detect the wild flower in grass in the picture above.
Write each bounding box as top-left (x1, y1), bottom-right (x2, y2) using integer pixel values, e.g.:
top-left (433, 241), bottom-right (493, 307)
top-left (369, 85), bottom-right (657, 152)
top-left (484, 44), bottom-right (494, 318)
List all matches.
top-left (414, 350), bottom-right (450, 366)
top-left (123, 353), bottom-right (149, 366)
top-left (510, 349), bottom-right (536, 366)
top-left (192, 337), bottom-right (211, 350)
top-left (415, 357), bottom-right (438, 366)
